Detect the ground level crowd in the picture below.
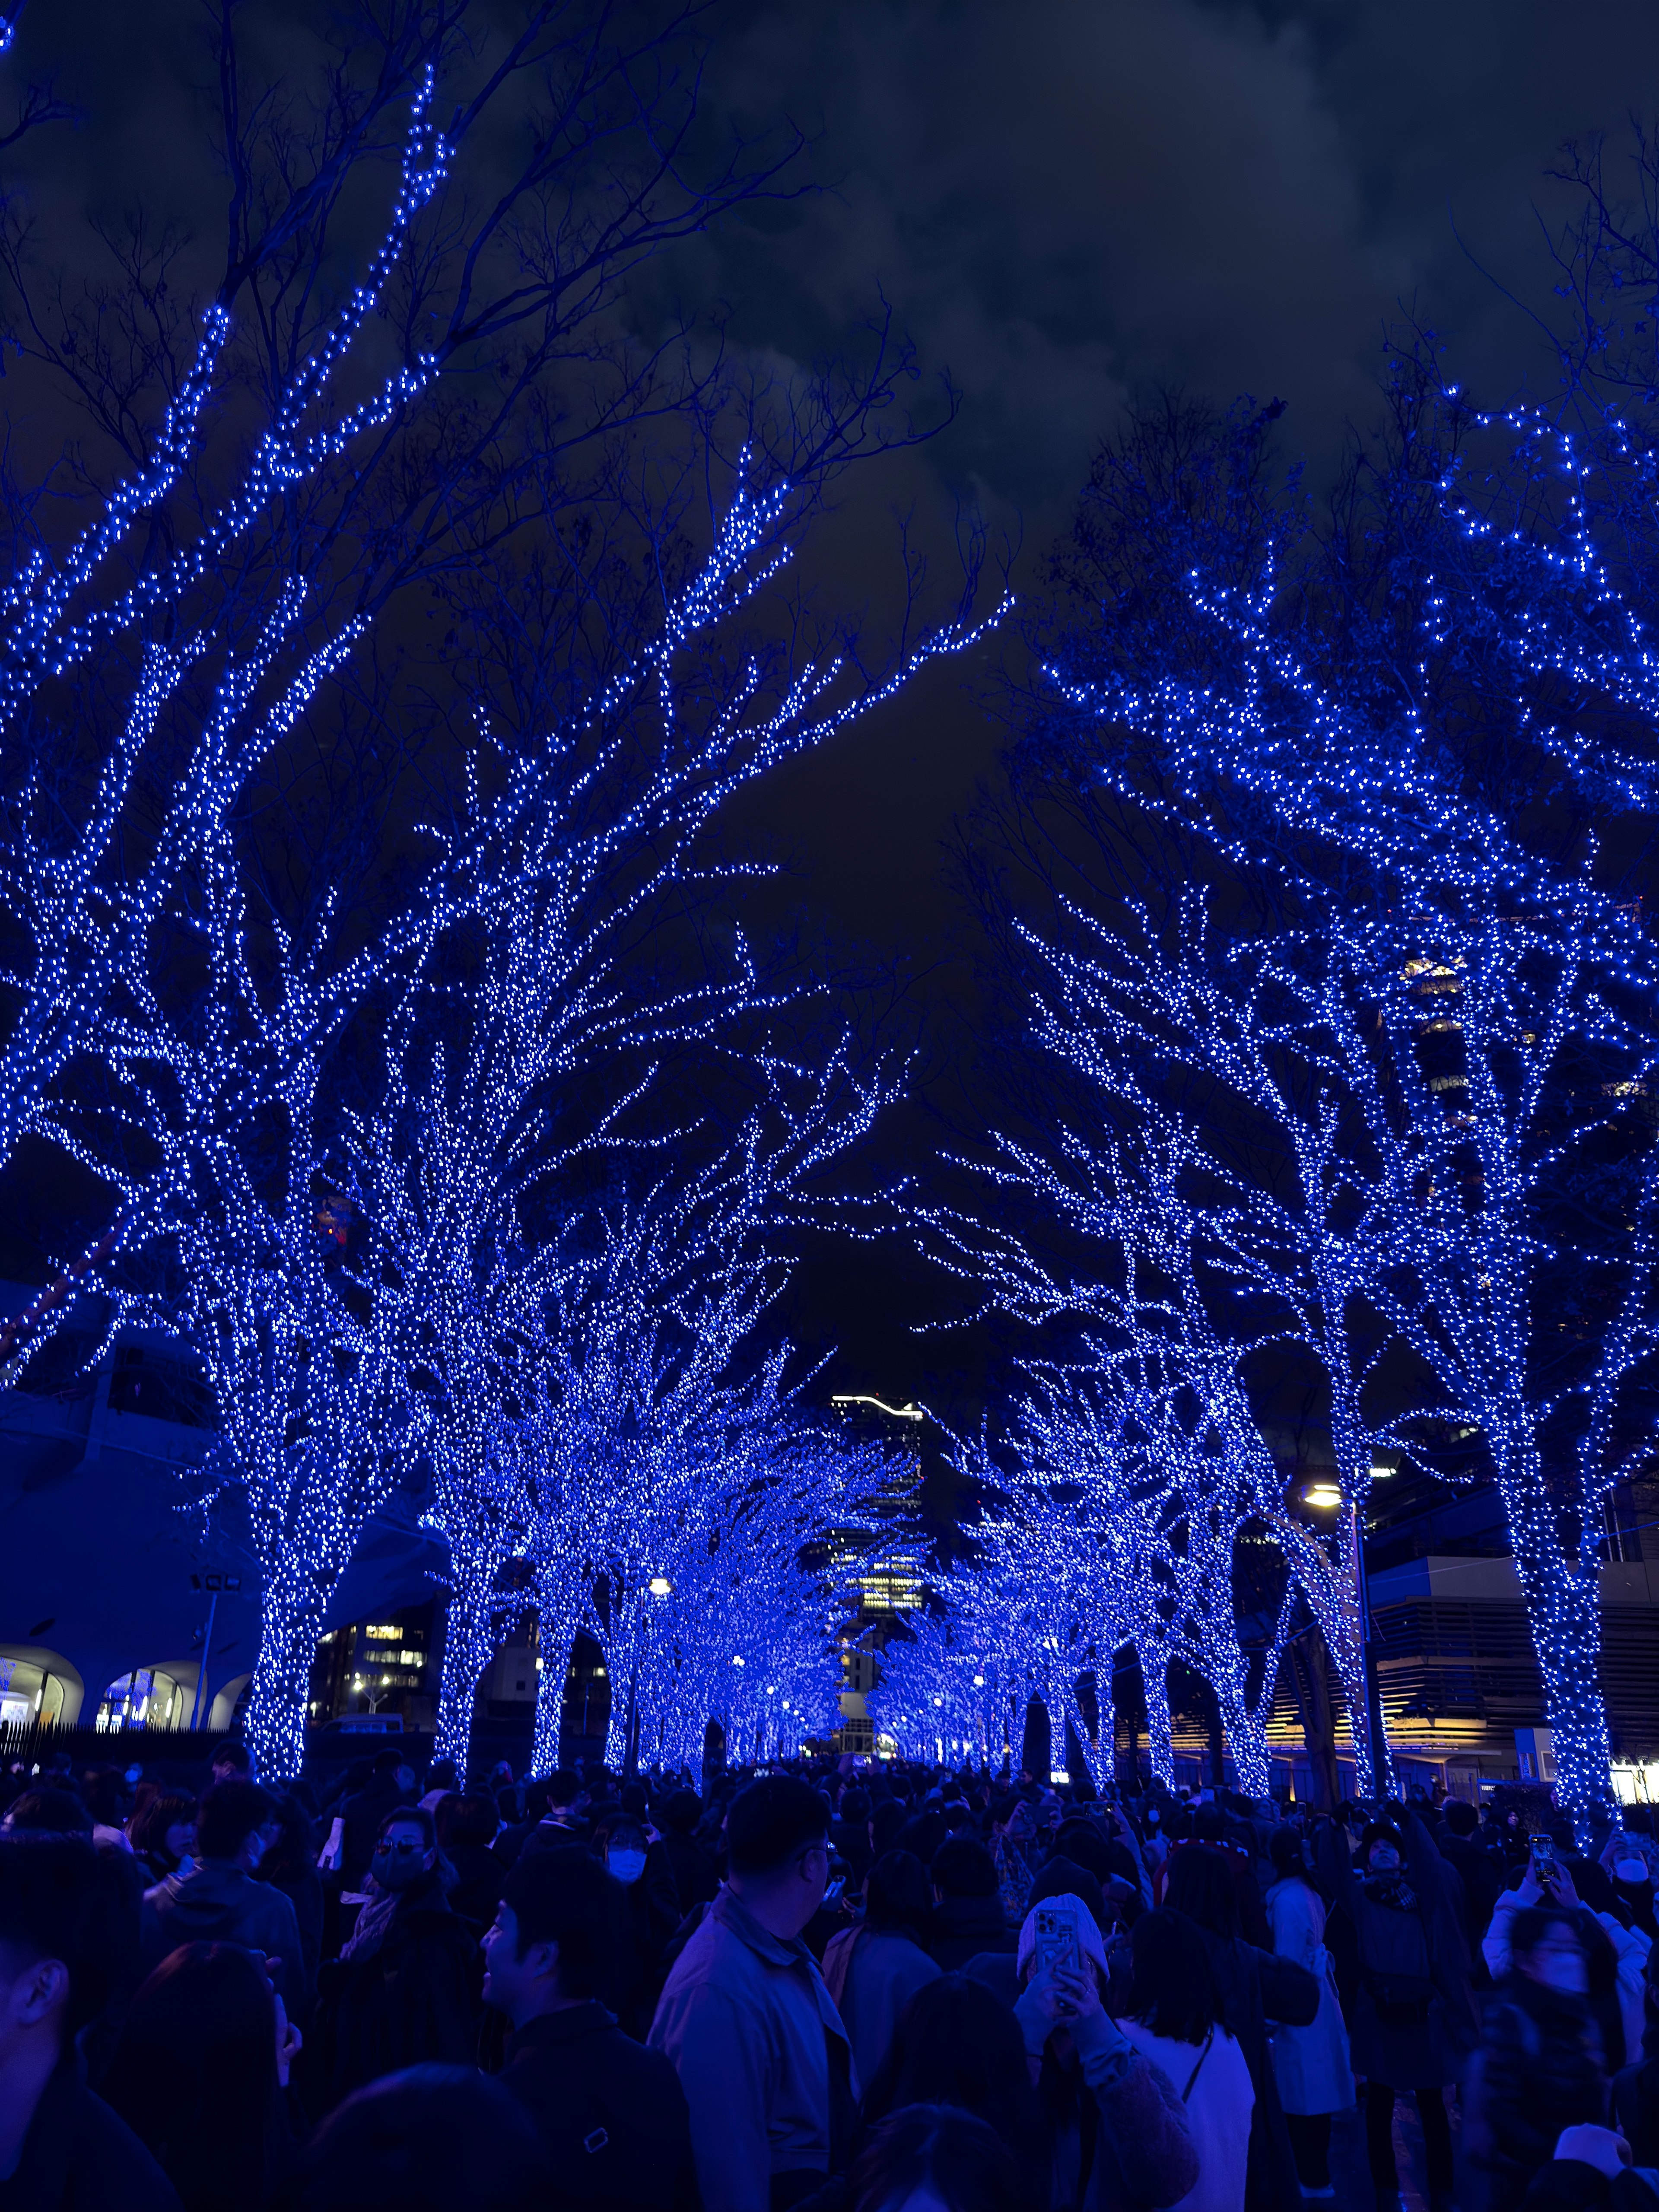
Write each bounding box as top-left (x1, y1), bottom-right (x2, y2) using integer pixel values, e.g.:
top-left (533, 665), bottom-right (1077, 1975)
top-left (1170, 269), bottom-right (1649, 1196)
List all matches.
top-left (1, 1740), bottom-right (1658, 2211)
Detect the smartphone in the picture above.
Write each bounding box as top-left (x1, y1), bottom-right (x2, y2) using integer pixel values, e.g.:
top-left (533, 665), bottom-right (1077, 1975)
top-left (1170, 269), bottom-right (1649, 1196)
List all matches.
top-left (1032, 1901), bottom-right (1081, 1980)
top-left (1529, 1833), bottom-right (1555, 1876)
top-left (823, 1876), bottom-right (846, 1907)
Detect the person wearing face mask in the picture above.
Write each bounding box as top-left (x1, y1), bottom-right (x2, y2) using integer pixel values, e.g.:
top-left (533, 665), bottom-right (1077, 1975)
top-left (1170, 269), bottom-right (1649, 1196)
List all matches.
top-left (1463, 1909), bottom-right (1612, 2212)
top-left (597, 1816), bottom-right (682, 2040)
top-left (302, 1805), bottom-right (483, 2111)
top-left (1316, 1809), bottom-right (1476, 2212)
top-left (990, 1796), bottom-right (1045, 1927)
top-left (1485, 1858), bottom-right (1653, 2073)
top-left (140, 1780), bottom-right (306, 2015)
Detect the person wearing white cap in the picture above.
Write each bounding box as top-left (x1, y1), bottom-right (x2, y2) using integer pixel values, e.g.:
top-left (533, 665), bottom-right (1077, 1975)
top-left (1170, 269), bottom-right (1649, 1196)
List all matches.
top-left (1011, 1891), bottom-right (1199, 2211)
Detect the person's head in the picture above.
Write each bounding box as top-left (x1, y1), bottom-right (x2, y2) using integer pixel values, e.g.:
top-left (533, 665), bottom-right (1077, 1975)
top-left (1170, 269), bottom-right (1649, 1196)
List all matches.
top-left (434, 1792), bottom-right (498, 1851)
top-left (930, 1835), bottom-right (999, 1904)
top-left (197, 1780), bottom-right (280, 1869)
top-left (846, 2103), bottom-right (1025, 2212)
top-left (1513, 1907), bottom-right (1589, 1997)
top-left (1015, 1892), bottom-right (1111, 1998)
top-left (1360, 1820), bottom-right (1404, 1873)
top-left (545, 1768), bottom-right (583, 1812)
top-left (99, 1943), bottom-right (282, 2205)
top-left (864, 1850), bottom-right (934, 1942)
top-left (128, 1789), bottom-right (197, 1869)
top-left (840, 1787), bottom-right (871, 1827)
top-left (486, 1845), bottom-right (622, 2026)
top-left (658, 1788), bottom-right (702, 1836)
top-left (725, 1775), bottom-right (831, 1935)
top-left (80, 1765), bottom-right (129, 1828)
top-left (1027, 1857), bottom-right (1113, 1938)
top-left (1162, 1844), bottom-right (1240, 1940)
top-left (1444, 1800), bottom-right (1478, 1838)
top-left (1, 1788), bottom-right (93, 1837)
top-left (863, 1974), bottom-right (1045, 2177)
top-left (602, 1820), bottom-right (649, 1889)
top-left (1268, 1826), bottom-right (1310, 1884)
top-left (372, 1747), bottom-right (416, 1796)
top-left (373, 1806), bottom-right (436, 1891)
top-left (870, 1799), bottom-right (908, 1856)
top-left (424, 1759), bottom-right (458, 1796)
top-left (210, 1739), bottom-right (253, 1785)
top-left (994, 1795), bottom-right (1036, 1842)
top-left (0, 1836), bottom-right (132, 2066)
top-left (1125, 1908), bottom-right (1221, 2045)
top-left (296, 2065), bottom-right (544, 2212)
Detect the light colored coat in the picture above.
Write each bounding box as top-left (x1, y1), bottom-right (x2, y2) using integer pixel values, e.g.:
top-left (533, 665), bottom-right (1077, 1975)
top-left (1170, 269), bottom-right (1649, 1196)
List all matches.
top-left (1264, 1875), bottom-right (1354, 2115)
top-left (649, 1885), bottom-right (853, 2212)
top-left (1120, 2018), bottom-right (1254, 2212)
top-left (820, 1923), bottom-right (940, 2088)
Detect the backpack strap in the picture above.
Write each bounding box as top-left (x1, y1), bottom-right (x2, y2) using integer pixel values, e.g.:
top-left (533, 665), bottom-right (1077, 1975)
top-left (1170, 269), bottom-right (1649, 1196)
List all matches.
top-left (1181, 2026), bottom-right (1216, 2102)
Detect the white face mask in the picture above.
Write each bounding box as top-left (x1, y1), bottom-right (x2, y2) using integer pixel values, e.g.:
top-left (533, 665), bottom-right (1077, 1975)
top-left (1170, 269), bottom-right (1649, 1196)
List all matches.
top-left (608, 1850), bottom-right (647, 1887)
top-left (1615, 1856), bottom-right (1650, 1884)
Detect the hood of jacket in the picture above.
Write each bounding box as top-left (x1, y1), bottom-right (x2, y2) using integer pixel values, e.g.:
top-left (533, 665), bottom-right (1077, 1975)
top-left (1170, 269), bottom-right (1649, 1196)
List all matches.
top-left (155, 1857), bottom-right (261, 1922)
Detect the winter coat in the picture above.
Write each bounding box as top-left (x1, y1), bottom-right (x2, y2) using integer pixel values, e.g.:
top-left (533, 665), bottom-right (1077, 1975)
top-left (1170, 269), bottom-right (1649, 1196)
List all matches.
top-left (649, 1883), bottom-right (855, 2212)
top-left (1189, 1929), bottom-right (1318, 2212)
top-left (929, 1891), bottom-right (1017, 1971)
top-left (304, 1874), bottom-right (483, 2111)
top-left (611, 1853), bottom-right (686, 2040)
top-left (1461, 1977), bottom-right (1611, 2212)
top-left (1119, 2017), bottom-right (1254, 2212)
top-left (1439, 1829), bottom-right (1509, 1964)
top-left (499, 2001), bottom-right (700, 2211)
top-left (443, 1840), bottom-right (505, 1932)
top-left (0, 2060), bottom-right (183, 2212)
top-left (1036, 2011), bottom-right (1200, 2212)
top-left (1264, 1875), bottom-right (1353, 2117)
top-left (1615, 2052), bottom-right (1659, 2168)
top-left (140, 1857), bottom-right (307, 2014)
top-left (261, 1858), bottom-right (325, 2009)
top-left (1316, 1809), bottom-right (1477, 2089)
top-left (1484, 1890), bottom-right (1653, 2075)
top-left (820, 1923), bottom-right (941, 2086)
top-left (660, 1828), bottom-right (720, 1912)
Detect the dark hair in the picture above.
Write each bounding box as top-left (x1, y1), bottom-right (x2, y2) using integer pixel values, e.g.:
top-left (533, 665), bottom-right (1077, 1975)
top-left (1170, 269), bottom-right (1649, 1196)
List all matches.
top-left (0, 1834), bottom-right (132, 2035)
top-left (1125, 1909), bottom-right (1221, 2045)
top-left (501, 1844), bottom-right (622, 2000)
top-left (1444, 1801), bottom-right (1478, 1837)
top-left (658, 1789), bottom-right (702, 1836)
top-left (100, 1944), bottom-right (286, 2211)
top-left (371, 1747), bottom-right (410, 1777)
top-left (863, 1976), bottom-right (1045, 2185)
top-left (377, 1804), bottom-right (435, 1850)
top-left (256, 1795), bottom-right (318, 1891)
top-left (865, 1850), bottom-right (934, 1944)
top-left (870, 1799), bottom-right (908, 1856)
top-left (3, 1787), bottom-right (93, 1837)
top-left (80, 1766), bottom-right (128, 1827)
top-left (1163, 1845), bottom-right (1241, 1941)
top-left (1268, 1827), bottom-right (1312, 1884)
top-left (296, 2065), bottom-right (544, 2212)
top-left (840, 1787), bottom-right (871, 1825)
top-left (1028, 1857), bottom-right (1110, 1936)
top-left (128, 1789), bottom-right (197, 1861)
top-left (435, 1792), bottom-right (497, 1850)
top-left (212, 1740), bottom-right (252, 1775)
top-left (725, 1775), bottom-right (830, 1877)
top-left (848, 2104), bottom-right (1024, 2212)
top-left (424, 1760), bottom-right (458, 1794)
top-left (197, 1780), bottom-right (278, 1860)
top-left (545, 1767), bottom-right (582, 1808)
top-left (1510, 1907), bottom-right (1580, 1963)
top-left (931, 1835), bottom-right (999, 1901)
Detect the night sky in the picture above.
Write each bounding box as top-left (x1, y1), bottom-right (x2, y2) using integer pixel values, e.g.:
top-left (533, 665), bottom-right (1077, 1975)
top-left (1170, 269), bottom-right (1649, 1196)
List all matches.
top-left (8, 0), bottom-right (1659, 1443)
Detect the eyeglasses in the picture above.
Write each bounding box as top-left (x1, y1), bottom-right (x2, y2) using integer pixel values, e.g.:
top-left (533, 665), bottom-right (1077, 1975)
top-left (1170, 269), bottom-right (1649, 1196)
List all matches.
top-left (375, 1837), bottom-right (425, 1856)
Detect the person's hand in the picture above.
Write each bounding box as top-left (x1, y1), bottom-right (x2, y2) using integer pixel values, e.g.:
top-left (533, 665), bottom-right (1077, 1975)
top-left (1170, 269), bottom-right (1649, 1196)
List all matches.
top-left (1545, 1863), bottom-right (1581, 1910)
top-left (1516, 1866), bottom-right (1543, 1907)
top-left (1014, 1964), bottom-right (1074, 2053)
top-left (1553, 2125), bottom-right (1631, 2178)
top-left (1051, 1961), bottom-right (1101, 2021)
top-left (273, 1993), bottom-right (303, 2088)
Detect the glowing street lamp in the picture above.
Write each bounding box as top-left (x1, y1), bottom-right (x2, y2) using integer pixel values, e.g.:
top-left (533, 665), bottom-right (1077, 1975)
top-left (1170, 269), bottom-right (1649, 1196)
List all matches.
top-left (1301, 1481), bottom-right (1389, 1791)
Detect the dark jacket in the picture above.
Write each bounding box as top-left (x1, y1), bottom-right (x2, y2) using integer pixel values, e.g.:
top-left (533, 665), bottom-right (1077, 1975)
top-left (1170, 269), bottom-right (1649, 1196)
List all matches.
top-left (340, 1778), bottom-right (414, 1889)
top-left (1614, 2050), bottom-right (1659, 2168)
top-left (827, 1818), bottom-right (871, 1888)
top-left (305, 1874), bottom-right (483, 2111)
top-left (1439, 1829), bottom-right (1508, 1966)
top-left (611, 1850), bottom-right (686, 2040)
top-left (1316, 1809), bottom-right (1478, 2089)
top-left (140, 1858), bottom-right (307, 2013)
top-left (660, 1829), bottom-right (719, 1913)
top-left (1190, 1928), bottom-right (1319, 2212)
top-left (0, 2061), bottom-right (182, 2212)
top-left (445, 1840), bottom-right (506, 1931)
top-left (928, 1891), bottom-right (1015, 1972)
top-left (499, 2002), bottom-right (701, 2211)
top-left (262, 1858), bottom-right (325, 2008)
top-left (1462, 1978), bottom-right (1611, 2212)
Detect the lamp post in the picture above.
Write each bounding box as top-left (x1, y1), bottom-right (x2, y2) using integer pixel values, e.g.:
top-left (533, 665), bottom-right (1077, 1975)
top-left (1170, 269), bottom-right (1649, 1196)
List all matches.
top-left (1303, 1483), bottom-right (1390, 1799)
top-left (623, 1575), bottom-right (673, 1779)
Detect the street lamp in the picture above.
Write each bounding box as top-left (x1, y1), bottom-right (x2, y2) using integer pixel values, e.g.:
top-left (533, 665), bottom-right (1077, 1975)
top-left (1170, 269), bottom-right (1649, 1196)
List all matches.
top-left (1302, 1481), bottom-right (1389, 1794)
top-left (648, 1575), bottom-right (672, 1598)
top-left (623, 1573), bottom-right (673, 1780)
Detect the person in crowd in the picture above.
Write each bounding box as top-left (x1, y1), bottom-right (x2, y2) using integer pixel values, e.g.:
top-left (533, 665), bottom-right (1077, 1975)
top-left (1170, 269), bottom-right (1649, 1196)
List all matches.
top-left (1115, 1907), bottom-right (1255, 2212)
top-left (1009, 1888), bottom-right (1199, 2210)
top-left (141, 1780), bottom-right (307, 2015)
top-left (1486, 1859), bottom-right (1652, 2075)
top-left (656, 1788), bottom-right (721, 1912)
top-left (1463, 1907), bottom-right (1613, 2212)
top-left (210, 1741), bottom-right (254, 1788)
top-left (255, 1793), bottom-right (325, 2009)
top-left (418, 1759), bottom-right (458, 1811)
top-left (99, 1941), bottom-right (301, 2212)
top-left (1159, 1807), bottom-right (1271, 1948)
top-left (929, 1836), bottom-right (1016, 1971)
top-left (831, 1788), bottom-right (874, 1889)
top-left (844, 2104), bottom-right (1027, 2212)
top-left (1, 1787), bottom-right (93, 1836)
top-left (80, 1766), bottom-right (134, 1855)
top-left (823, 1850), bottom-right (942, 2087)
top-left (991, 1796), bottom-right (1046, 1927)
top-left (1163, 1841), bottom-right (1319, 2212)
top-left (127, 1789), bottom-right (197, 1885)
top-left (1602, 1807), bottom-right (1659, 1889)
top-left (849, 1973), bottom-right (1047, 2212)
top-left (1438, 1800), bottom-right (1509, 1972)
top-left (305, 1803), bottom-right (482, 2112)
top-left (292, 2064), bottom-right (546, 2212)
top-left (651, 1772), bottom-right (855, 2212)
top-left (597, 1814), bottom-right (683, 2038)
top-left (514, 1767), bottom-right (590, 1864)
top-left (483, 1844), bottom-right (699, 2207)
top-left (433, 1790), bottom-right (506, 1929)
top-left (0, 1833), bottom-right (180, 2209)
top-left (871, 1798), bottom-right (909, 1863)
top-left (1263, 1824), bottom-right (1352, 2202)
top-left (1315, 1808), bottom-right (1475, 2212)
top-left (339, 1750), bottom-right (417, 1890)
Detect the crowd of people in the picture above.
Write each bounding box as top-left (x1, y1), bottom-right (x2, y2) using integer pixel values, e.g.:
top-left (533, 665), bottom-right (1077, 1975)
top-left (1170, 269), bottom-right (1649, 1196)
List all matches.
top-left (3, 1736), bottom-right (1659, 2212)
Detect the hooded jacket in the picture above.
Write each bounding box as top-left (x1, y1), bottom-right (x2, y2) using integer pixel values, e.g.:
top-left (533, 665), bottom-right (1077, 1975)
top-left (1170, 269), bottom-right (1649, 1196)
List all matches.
top-left (500, 2002), bottom-right (699, 2211)
top-left (140, 1858), bottom-right (306, 2012)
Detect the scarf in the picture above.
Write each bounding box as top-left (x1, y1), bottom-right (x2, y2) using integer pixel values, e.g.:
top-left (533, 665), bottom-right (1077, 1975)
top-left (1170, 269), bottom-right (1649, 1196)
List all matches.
top-left (1361, 1868), bottom-right (1419, 1914)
